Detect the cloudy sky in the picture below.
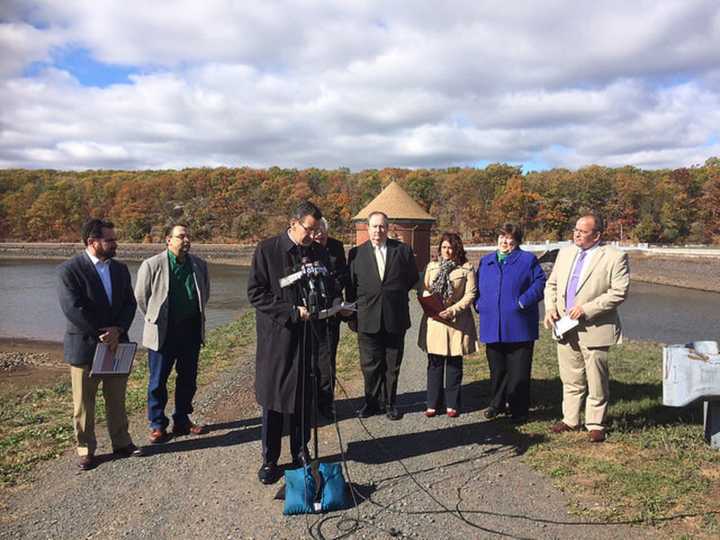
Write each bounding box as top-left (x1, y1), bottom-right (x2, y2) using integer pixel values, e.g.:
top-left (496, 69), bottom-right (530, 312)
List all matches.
top-left (2, 1), bottom-right (720, 171)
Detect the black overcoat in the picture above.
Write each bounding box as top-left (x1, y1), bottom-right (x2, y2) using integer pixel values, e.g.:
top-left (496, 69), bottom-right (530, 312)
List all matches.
top-left (325, 236), bottom-right (349, 297)
top-left (347, 239), bottom-right (419, 334)
top-left (248, 232), bottom-right (337, 413)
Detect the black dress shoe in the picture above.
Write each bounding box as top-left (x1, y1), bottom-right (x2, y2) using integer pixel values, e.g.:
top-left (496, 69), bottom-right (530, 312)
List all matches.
top-left (386, 407), bottom-right (403, 421)
top-left (483, 406), bottom-right (504, 419)
top-left (78, 455), bottom-right (95, 471)
top-left (113, 443), bottom-right (144, 457)
top-left (258, 463), bottom-right (280, 485)
top-left (357, 403), bottom-right (379, 418)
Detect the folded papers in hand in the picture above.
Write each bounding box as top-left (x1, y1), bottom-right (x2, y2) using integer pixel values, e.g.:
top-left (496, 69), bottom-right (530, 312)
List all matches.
top-left (553, 315), bottom-right (579, 339)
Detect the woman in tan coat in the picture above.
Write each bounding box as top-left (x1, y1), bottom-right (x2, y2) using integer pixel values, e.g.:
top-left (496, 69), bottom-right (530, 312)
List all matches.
top-left (418, 233), bottom-right (478, 418)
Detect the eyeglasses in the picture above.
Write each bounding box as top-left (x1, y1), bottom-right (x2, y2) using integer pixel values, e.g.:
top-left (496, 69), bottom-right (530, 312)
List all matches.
top-left (91, 237), bottom-right (117, 244)
top-left (295, 221), bottom-right (319, 236)
top-left (573, 228), bottom-right (596, 236)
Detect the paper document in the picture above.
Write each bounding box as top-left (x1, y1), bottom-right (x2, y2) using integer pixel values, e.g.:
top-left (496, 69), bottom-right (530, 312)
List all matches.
top-left (90, 342), bottom-right (137, 376)
top-left (318, 301), bottom-right (357, 320)
top-left (553, 315), bottom-right (579, 339)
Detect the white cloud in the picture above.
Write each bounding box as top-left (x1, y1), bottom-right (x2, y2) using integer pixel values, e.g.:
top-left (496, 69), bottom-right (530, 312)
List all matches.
top-left (1, 1), bottom-right (719, 171)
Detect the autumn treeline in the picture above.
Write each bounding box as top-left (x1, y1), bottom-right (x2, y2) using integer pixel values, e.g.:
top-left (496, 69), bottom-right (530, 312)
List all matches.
top-left (1, 159), bottom-right (720, 244)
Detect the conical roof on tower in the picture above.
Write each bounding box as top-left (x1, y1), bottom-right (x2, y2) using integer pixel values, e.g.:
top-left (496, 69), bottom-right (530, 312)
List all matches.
top-left (352, 181), bottom-right (435, 222)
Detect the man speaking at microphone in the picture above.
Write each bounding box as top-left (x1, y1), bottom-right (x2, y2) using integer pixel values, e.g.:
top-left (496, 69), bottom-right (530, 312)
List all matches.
top-left (248, 200), bottom-right (340, 485)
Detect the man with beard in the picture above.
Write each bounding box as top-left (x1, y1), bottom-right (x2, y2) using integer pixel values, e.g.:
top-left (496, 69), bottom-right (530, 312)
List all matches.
top-left (135, 223), bottom-right (210, 444)
top-left (248, 201), bottom-right (342, 485)
top-left (57, 219), bottom-right (140, 470)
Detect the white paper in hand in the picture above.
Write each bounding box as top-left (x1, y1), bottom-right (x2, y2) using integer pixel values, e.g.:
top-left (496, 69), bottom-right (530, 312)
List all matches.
top-left (553, 315), bottom-right (579, 339)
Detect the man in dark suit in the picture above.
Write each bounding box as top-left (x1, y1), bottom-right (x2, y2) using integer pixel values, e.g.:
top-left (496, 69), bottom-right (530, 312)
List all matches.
top-left (248, 201), bottom-right (342, 484)
top-left (57, 219), bottom-right (140, 470)
top-left (313, 217), bottom-right (348, 418)
top-left (347, 211), bottom-right (419, 420)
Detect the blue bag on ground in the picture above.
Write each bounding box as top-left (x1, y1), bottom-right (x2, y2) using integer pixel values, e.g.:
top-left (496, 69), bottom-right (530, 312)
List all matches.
top-left (283, 462), bottom-right (351, 515)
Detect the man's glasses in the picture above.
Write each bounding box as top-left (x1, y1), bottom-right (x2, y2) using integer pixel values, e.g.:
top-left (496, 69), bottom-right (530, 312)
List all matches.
top-left (296, 222), bottom-right (319, 236)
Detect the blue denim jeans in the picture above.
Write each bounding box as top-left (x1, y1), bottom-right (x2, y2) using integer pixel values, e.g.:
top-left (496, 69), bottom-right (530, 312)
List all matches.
top-left (147, 317), bottom-right (201, 430)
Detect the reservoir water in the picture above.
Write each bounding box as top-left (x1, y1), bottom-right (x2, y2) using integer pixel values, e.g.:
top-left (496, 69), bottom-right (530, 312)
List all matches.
top-left (0, 259), bottom-right (718, 345)
top-left (0, 259), bottom-right (249, 343)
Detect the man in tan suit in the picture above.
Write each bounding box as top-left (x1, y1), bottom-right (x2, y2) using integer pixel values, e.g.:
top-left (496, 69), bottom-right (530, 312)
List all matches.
top-left (543, 213), bottom-right (629, 443)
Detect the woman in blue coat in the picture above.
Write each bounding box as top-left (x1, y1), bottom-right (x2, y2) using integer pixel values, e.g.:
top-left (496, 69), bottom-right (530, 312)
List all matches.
top-left (474, 223), bottom-right (545, 423)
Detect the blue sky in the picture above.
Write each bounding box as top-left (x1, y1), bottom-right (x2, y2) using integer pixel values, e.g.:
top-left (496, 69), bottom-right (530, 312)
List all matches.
top-left (1, 1), bottom-right (719, 171)
top-left (25, 47), bottom-right (137, 86)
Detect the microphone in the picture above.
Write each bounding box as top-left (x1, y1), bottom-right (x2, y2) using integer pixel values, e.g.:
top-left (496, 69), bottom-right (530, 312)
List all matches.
top-left (314, 261), bottom-right (329, 301)
top-left (301, 257), bottom-right (319, 312)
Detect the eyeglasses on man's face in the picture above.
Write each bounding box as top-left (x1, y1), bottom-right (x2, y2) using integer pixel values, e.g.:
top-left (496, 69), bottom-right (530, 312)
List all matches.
top-left (295, 221), bottom-right (319, 236)
top-left (91, 237), bottom-right (117, 244)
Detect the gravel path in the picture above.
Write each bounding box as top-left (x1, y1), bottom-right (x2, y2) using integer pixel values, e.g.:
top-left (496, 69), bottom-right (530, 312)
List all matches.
top-left (0, 306), bottom-right (656, 539)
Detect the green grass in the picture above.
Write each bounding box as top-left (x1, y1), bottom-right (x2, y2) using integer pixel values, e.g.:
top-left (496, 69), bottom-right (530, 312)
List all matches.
top-left (335, 325), bottom-right (361, 380)
top-left (0, 311), bottom-right (256, 488)
top-left (464, 328), bottom-right (720, 537)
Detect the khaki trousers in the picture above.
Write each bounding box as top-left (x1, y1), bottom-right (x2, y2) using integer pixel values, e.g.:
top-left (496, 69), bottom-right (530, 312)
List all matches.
top-left (557, 334), bottom-right (610, 431)
top-left (70, 365), bottom-right (132, 456)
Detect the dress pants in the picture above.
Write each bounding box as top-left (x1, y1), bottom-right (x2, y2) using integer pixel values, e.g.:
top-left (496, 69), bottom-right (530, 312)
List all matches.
top-left (261, 407), bottom-right (311, 466)
top-left (70, 365), bottom-right (132, 456)
top-left (357, 328), bottom-right (405, 409)
top-left (557, 332), bottom-right (610, 431)
top-left (486, 341), bottom-right (534, 418)
top-left (317, 319), bottom-right (340, 411)
top-left (147, 316), bottom-right (202, 430)
top-left (426, 354), bottom-right (463, 410)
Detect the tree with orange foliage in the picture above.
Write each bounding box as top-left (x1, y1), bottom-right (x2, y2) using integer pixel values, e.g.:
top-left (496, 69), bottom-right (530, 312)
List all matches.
top-left (489, 176), bottom-right (541, 234)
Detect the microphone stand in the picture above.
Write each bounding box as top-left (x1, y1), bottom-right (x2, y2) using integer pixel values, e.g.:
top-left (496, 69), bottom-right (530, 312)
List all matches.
top-left (296, 270), bottom-right (331, 508)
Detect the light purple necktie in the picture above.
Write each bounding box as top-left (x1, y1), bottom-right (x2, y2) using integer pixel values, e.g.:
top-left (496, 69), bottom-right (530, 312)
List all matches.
top-left (565, 250), bottom-right (587, 310)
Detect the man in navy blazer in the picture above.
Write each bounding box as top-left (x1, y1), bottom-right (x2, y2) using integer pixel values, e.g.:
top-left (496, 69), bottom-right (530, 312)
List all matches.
top-left (347, 211), bottom-right (419, 420)
top-left (57, 219), bottom-right (139, 470)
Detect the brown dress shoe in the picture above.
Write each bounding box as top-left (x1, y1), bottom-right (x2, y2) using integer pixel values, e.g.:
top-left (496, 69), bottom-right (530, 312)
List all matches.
top-left (149, 428), bottom-right (170, 444)
top-left (550, 421), bottom-right (580, 433)
top-left (589, 429), bottom-right (607, 443)
top-left (172, 422), bottom-right (207, 436)
top-left (78, 455), bottom-right (95, 471)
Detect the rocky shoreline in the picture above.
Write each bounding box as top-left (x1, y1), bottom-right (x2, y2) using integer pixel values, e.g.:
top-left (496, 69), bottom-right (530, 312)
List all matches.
top-left (0, 339), bottom-right (65, 372)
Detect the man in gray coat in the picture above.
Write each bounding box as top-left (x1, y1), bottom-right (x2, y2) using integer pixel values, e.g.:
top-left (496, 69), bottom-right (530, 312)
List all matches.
top-left (57, 219), bottom-right (140, 470)
top-left (135, 223), bottom-right (210, 444)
